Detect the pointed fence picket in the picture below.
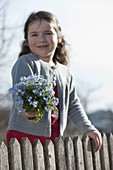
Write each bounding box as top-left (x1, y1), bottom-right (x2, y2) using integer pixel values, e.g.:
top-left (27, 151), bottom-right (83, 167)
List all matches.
top-left (0, 133), bottom-right (112, 170)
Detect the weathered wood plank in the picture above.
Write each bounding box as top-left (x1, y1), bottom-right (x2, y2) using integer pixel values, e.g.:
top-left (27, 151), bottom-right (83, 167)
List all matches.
top-left (20, 137), bottom-right (34, 170)
top-left (64, 137), bottom-right (76, 170)
top-left (8, 138), bottom-right (22, 170)
top-left (44, 140), bottom-right (56, 170)
top-left (73, 136), bottom-right (85, 170)
top-left (54, 137), bottom-right (67, 170)
top-left (100, 133), bottom-right (110, 170)
top-left (91, 139), bottom-right (101, 170)
top-left (107, 133), bottom-right (113, 170)
top-left (82, 136), bottom-right (94, 170)
top-left (0, 141), bottom-right (9, 170)
top-left (32, 139), bottom-right (45, 170)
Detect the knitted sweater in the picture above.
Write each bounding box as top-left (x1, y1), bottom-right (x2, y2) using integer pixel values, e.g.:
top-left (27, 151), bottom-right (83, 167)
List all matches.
top-left (7, 53), bottom-right (97, 137)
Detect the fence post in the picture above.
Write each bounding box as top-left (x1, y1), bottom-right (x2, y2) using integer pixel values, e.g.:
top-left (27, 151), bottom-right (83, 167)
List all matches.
top-left (32, 139), bottom-right (45, 170)
top-left (20, 137), bottom-right (34, 170)
top-left (82, 136), bottom-right (94, 170)
top-left (100, 133), bottom-right (110, 170)
top-left (0, 141), bottom-right (9, 170)
top-left (54, 137), bottom-right (67, 170)
top-left (73, 136), bottom-right (85, 170)
top-left (64, 137), bottom-right (76, 170)
top-left (91, 139), bottom-right (101, 170)
top-left (107, 133), bottom-right (113, 170)
top-left (8, 138), bottom-right (22, 170)
top-left (44, 140), bottom-right (56, 170)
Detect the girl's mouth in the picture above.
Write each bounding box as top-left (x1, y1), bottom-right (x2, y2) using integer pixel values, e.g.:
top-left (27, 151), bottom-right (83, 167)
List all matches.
top-left (37, 45), bottom-right (48, 48)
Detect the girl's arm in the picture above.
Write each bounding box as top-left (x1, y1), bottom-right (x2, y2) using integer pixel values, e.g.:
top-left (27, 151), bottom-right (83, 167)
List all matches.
top-left (68, 74), bottom-right (102, 151)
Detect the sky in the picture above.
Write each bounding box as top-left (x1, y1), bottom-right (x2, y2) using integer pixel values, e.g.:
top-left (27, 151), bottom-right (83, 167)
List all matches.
top-left (0, 0), bottom-right (113, 112)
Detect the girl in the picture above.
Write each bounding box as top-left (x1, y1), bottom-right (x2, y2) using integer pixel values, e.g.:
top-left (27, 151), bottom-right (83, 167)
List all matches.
top-left (7, 11), bottom-right (102, 151)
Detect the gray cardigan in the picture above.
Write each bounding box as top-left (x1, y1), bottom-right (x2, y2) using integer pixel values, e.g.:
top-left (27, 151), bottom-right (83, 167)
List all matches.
top-left (7, 53), bottom-right (97, 137)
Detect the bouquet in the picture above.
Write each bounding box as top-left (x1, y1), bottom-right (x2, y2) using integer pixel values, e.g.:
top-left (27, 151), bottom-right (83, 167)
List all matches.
top-left (8, 74), bottom-right (59, 122)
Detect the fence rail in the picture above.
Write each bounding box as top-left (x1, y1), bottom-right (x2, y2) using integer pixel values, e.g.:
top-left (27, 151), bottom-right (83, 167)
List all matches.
top-left (0, 133), bottom-right (113, 170)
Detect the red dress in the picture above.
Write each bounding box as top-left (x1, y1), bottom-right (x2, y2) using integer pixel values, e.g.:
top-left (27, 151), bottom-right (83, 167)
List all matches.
top-left (6, 86), bottom-right (60, 145)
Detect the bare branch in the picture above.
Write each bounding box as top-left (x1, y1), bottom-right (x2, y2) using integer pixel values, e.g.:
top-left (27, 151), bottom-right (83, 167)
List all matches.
top-left (0, 0), bottom-right (22, 67)
top-left (76, 80), bottom-right (102, 113)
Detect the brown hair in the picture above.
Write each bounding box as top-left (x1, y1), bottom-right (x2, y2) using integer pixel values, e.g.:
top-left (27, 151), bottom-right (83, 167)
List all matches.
top-left (19, 11), bottom-right (69, 65)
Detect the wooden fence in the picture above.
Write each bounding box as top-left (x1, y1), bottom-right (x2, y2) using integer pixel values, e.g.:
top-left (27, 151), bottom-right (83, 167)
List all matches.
top-left (0, 133), bottom-right (113, 170)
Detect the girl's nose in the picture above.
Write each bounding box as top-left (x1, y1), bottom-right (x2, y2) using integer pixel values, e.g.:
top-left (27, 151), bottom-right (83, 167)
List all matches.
top-left (38, 35), bottom-right (46, 42)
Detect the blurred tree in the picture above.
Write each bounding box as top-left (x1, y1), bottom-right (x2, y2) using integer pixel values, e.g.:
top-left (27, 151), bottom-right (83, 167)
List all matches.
top-left (0, 0), bottom-right (13, 66)
top-left (76, 80), bottom-right (102, 113)
top-left (0, 93), bottom-right (12, 109)
top-left (0, 0), bottom-right (22, 109)
top-left (0, 0), bottom-right (21, 67)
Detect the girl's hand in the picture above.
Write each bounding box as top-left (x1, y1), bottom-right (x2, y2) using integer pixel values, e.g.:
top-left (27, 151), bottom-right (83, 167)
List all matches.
top-left (23, 109), bottom-right (38, 118)
top-left (85, 130), bottom-right (102, 152)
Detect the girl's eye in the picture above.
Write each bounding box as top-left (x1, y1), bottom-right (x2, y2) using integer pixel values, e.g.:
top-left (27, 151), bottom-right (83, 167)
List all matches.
top-left (31, 34), bottom-right (38, 37)
top-left (45, 32), bottom-right (53, 35)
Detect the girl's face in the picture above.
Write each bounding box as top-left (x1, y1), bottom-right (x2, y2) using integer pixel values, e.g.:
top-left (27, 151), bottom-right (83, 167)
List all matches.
top-left (27, 19), bottom-right (61, 63)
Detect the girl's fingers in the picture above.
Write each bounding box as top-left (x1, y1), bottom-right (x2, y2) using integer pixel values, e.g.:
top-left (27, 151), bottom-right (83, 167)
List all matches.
top-left (85, 130), bottom-right (102, 152)
top-left (23, 109), bottom-right (38, 118)
top-left (93, 135), bottom-right (101, 152)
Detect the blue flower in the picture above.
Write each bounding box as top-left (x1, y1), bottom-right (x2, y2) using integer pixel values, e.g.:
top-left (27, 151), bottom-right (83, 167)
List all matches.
top-left (16, 97), bottom-right (24, 105)
top-left (8, 74), bottom-right (59, 122)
